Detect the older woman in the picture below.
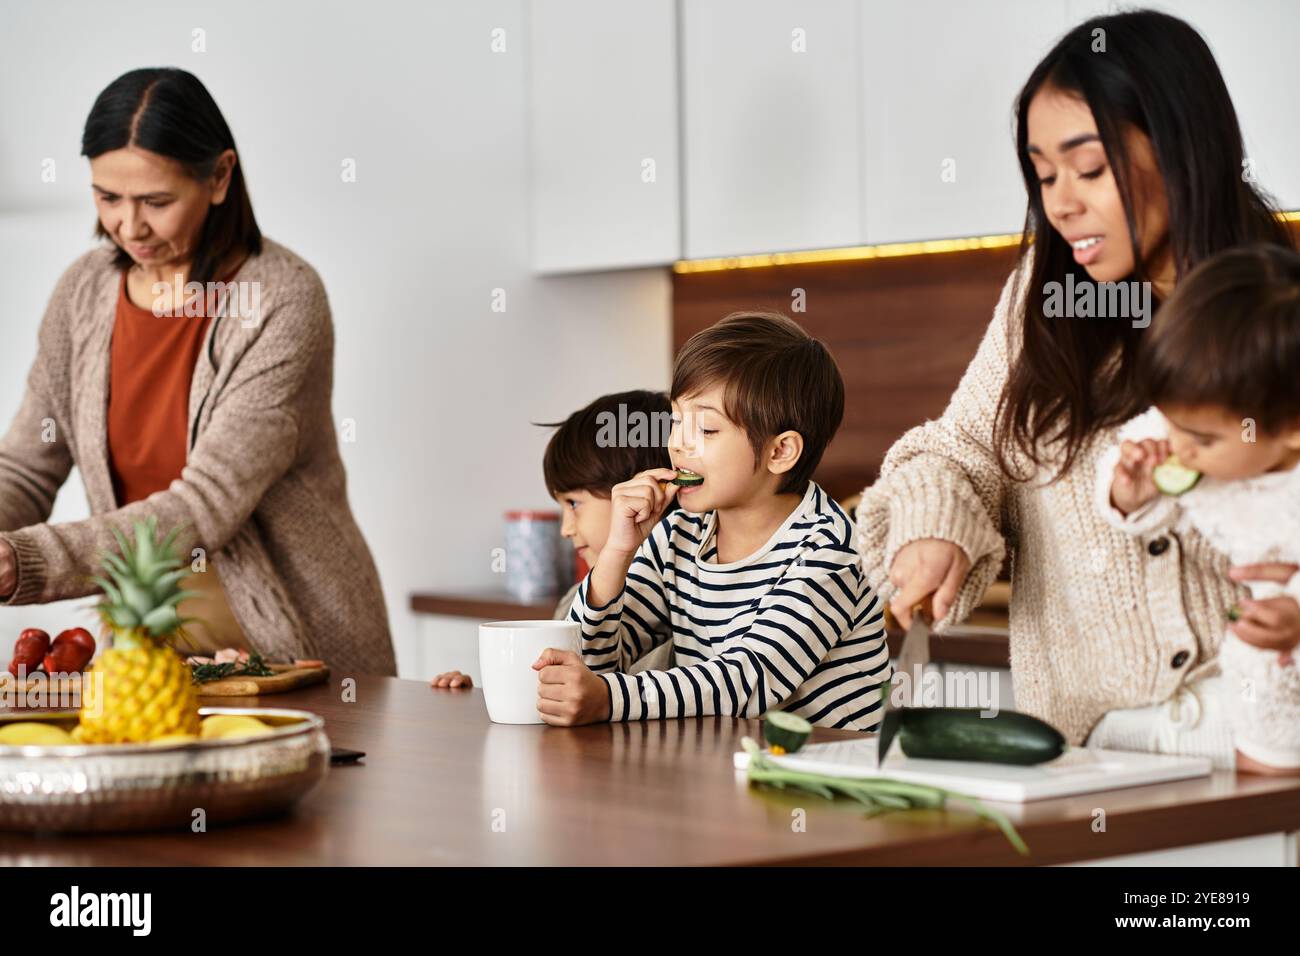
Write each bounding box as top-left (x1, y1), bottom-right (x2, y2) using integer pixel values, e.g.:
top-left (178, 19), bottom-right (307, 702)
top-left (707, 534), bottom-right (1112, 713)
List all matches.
top-left (0, 67), bottom-right (395, 675)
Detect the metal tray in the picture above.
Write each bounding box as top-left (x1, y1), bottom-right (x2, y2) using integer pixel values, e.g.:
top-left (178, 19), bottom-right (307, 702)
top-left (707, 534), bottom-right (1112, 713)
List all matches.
top-left (0, 707), bottom-right (330, 832)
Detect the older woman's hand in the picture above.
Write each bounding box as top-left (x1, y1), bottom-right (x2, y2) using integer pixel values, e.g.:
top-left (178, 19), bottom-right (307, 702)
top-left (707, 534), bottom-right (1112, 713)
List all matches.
top-left (0, 539), bottom-right (14, 598)
top-left (1229, 563), bottom-right (1300, 662)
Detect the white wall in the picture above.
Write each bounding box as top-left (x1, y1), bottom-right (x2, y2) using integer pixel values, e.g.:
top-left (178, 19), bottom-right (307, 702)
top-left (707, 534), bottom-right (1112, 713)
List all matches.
top-left (0, 0), bottom-right (672, 674)
top-left (1066, 0), bottom-right (1300, 209)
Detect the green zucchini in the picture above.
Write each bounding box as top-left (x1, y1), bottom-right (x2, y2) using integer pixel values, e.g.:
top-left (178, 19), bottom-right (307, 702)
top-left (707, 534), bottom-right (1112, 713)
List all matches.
top-left (763, 710), bottom-right (812, 753)
top-left (898, 708), bottom-right (1066, 766)
top-left (1153, 455), bottom-right (1200, 496)
top-left (672, 469), bottom-right (704, 487)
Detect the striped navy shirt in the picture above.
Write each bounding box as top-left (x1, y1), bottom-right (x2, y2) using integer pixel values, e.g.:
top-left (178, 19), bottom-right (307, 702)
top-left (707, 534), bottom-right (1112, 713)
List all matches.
top-left (570, 481), bottom-right (890, 729)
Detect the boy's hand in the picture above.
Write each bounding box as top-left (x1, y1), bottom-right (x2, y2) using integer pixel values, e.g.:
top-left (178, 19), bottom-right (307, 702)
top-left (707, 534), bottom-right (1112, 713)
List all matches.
top-left (430, 670), bottom-right (473, 689)
top-left (533, 648), bottom-right (611, 725)
top-left (1110, 438), bottom-right (1170, 515)
top-left (603, 468), bottom-right (680, 557)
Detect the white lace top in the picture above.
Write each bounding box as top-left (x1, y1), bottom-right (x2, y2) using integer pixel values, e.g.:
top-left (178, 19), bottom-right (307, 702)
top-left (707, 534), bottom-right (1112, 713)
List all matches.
top-left (1095, 406), bottom-right (1300, 767)
top-left (1094, 407), bottom-right (1300, 603)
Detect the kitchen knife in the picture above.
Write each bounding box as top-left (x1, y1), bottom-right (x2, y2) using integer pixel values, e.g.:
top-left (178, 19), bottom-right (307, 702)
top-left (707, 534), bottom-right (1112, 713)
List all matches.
top-left (876, 601), bottom-right (933, 767)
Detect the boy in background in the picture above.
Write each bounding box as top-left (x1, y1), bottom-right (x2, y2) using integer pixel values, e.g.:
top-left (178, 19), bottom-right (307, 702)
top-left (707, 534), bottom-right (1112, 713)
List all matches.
top-left (432, 390), bottom-right (674, 688)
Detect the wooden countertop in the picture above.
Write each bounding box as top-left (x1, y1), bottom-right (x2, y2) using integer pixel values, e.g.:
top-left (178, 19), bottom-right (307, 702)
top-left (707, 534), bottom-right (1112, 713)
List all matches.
top-left (411, 589), bottom-right (1011, 668)
top-left (410, 589), bottom-right (560, 621)
top-left (5, 674), bottom-right (1297, 866)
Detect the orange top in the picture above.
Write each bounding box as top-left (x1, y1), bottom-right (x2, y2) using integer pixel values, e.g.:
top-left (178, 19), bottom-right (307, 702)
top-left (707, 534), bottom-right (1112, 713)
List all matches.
top-left (107, 263), bottom-right (251, 654)
top-left (107, 265), bottom-right (241, 504)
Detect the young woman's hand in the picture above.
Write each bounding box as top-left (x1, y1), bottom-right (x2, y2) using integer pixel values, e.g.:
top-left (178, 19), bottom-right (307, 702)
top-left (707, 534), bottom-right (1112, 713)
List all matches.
top-left (430, 670), bottom-right (473, 689)
top-left (1110, 438), bottom-right (1171, 515)
top-left (888, 539), bottom-right (972, 628)
top-left (602, 468), bottom-right (680, 559)
top-left (1228, 563), bottom-right (1300, 663)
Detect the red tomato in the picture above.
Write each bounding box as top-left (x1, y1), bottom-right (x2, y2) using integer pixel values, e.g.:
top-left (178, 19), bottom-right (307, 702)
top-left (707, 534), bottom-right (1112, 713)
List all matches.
top-left (8, 628), bottom-right (51, 677)
top-left (53, 627), bottom-right (96, 656)
top-left (44, 628), bottom-right (96, 675)
top-left (43, 646), bottom-right (90, 676)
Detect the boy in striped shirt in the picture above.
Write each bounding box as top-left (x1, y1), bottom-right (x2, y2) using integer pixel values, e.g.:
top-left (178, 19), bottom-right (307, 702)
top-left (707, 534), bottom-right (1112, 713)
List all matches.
top-left (534, 312), bottom-right (890, 729)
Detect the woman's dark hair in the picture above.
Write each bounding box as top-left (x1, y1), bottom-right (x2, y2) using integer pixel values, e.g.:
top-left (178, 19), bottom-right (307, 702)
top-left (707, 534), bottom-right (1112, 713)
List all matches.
top-left (82, 68), bottom-right (261, 285)
top-left (540, 390), bottom-right (674, 497)
top-left (1141, 243), bottom-right (1300, 434)
top-left (995, 9), bottom-right (1292, 479)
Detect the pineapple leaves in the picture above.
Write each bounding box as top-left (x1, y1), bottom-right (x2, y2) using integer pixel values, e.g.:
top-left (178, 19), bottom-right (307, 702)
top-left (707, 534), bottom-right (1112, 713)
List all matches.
top-left (100, 550), bottom-right (131, 579)
top-left (90, 575), bottom-right (122, 606)
top-left (108, 525), bottom-right (133, 564)
top-left (95, 517), bottom-right (194, 643)
top-left (157, 589), bottom-right (199, 611)
top-left (141, 606), bottom-right (181, 636)
top-left (158, 525), bottom-right (183, 560)
top-left (154, 567), bottom-right (193, 595)
top-left (103, 605), bottom-right (141, 630)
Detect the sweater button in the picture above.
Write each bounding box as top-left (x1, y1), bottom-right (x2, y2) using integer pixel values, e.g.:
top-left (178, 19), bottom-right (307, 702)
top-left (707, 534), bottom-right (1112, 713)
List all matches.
top-left (1148, 536), bottom-right (1170, 556)
top-left (1171, 650), bottom-right (1189, 668)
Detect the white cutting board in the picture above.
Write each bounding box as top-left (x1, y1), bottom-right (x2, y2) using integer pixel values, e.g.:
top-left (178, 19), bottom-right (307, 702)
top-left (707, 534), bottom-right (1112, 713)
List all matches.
top-left (733, 738), bottom-right (1213, 803)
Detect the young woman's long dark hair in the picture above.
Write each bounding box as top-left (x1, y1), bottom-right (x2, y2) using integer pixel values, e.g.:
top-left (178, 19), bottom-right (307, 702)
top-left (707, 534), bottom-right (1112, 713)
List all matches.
top-left (81, 68), bottom-right (262, 286)
top-left (995, 9), bottom-right (1292, 480)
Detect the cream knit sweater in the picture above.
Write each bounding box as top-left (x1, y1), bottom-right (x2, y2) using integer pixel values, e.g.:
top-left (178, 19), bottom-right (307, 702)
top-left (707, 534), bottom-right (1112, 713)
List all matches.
top-left (855, 264), bottom-right (1242, 746)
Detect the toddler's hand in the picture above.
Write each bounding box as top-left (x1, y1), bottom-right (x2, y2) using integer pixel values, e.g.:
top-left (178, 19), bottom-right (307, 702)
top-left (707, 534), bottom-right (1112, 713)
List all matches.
top-left (1110, 438), bottom-right (1170, 515)
top-left (1228, 564), bottom-right (1300, 663)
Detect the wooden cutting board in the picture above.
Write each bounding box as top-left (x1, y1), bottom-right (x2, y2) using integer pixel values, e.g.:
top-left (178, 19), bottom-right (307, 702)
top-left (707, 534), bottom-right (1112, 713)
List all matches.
top-left (195, 663), bottom-right (330, 697)
top-left (1, 663), bottom-right (329, 697)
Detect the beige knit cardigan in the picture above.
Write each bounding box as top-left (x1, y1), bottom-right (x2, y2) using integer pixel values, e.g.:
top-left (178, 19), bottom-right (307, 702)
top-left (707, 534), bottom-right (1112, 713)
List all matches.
top-left (0, 238), bottom-right (396, 676)
top-left (855, 263), bottom-right (1241, 745)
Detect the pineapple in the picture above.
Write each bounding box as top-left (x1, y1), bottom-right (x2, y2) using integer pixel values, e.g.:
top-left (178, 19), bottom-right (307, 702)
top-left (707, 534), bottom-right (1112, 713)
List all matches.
top-left (78, 517), bottom-right (203, 744)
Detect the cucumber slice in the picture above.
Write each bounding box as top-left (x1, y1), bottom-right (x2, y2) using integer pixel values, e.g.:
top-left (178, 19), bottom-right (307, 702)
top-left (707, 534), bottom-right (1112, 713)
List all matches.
top-left (671, 469), bottom-right (704, 486)
top-left (898, 708), bottom-right (1066, 766)
top-left (1153, 455), bottom-right (1201, 496)
top-left (763, 710), bottom-right (812, 753)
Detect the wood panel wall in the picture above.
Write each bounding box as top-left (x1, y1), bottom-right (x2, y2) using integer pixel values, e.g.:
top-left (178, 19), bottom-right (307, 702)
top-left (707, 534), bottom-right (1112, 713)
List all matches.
top-left (672, 245), bottom-right (1021, 502)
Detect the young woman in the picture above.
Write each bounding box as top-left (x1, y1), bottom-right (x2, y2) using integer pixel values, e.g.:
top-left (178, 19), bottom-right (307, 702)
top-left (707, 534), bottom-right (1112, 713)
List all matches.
top-left (856, 10), bottom-right (1297, 770)
top-left (0, 68), bottom-right (395, 675)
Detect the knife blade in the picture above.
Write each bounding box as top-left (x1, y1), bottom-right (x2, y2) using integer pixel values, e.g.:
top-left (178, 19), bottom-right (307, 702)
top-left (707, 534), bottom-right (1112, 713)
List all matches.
top-left (876, 601), bottom-right (933, 767)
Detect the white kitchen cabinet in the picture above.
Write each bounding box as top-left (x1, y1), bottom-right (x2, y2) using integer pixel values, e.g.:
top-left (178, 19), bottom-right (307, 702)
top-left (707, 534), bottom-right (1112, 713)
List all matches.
top-left (531, 0), bottom-right (1298, 273)
top-left (529, 0), bottom-right (680, 272)
top-left (1068, 0), bottom-right (1300, 210)
top-left (860, 0), bottom-right (1069, 244)
top-left (680, 0), bottom-right (863, 258)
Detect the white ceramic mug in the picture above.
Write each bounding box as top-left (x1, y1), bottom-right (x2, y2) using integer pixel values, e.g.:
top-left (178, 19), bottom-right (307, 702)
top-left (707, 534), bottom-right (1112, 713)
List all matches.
top-left (478, 620), bottom-right (581, 724)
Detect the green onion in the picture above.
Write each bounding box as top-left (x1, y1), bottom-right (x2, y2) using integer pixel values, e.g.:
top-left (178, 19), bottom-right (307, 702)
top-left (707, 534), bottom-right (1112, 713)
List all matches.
top-left (740, 737), bottom-right (1029, 856)
top-left (190, 652), bottom-right (276, 684)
